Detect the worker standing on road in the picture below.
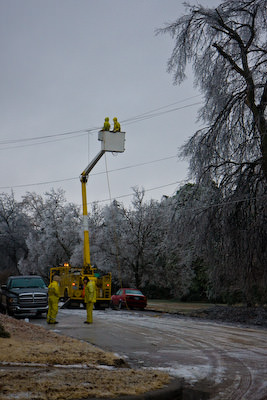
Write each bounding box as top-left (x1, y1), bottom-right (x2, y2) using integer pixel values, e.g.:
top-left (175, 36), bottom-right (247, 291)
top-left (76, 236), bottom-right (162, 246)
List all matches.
top-left (83, 277), bottom-right (96, 324)
top-left (113, 117), bottom-right (121, 132)
top-left (102, 117), bottom-right (110, 131)
top-left (47, 275), bottom-right (60, 324)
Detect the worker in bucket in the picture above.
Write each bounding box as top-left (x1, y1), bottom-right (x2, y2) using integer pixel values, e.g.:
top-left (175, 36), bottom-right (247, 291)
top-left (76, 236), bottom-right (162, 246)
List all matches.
top-left (102, 117), bottom-right (110, 131)
top-left (113, 117), bottom-right (121, 132)
top-left (83, 277), bottom-right (96, 324)
top-left (47, 275), bottom-right (60, 324)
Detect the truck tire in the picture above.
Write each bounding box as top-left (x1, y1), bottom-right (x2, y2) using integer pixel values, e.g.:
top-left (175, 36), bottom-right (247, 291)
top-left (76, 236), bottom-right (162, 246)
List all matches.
top-left (0, 304), bottom-right (6, 314)
top-left (6, 306), bottom-right (13, 316)
top-left (64, 289), bottom-right (69, 302)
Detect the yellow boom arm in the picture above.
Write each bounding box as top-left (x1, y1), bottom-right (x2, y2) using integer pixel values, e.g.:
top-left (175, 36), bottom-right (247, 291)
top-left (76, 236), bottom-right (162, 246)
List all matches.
top-left (80, 130), bottom-right (125, 267)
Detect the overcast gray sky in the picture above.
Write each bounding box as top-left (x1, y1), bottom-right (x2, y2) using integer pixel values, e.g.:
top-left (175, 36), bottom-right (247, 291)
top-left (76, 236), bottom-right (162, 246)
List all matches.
top-left (0, 0), bottom-right (218, 209)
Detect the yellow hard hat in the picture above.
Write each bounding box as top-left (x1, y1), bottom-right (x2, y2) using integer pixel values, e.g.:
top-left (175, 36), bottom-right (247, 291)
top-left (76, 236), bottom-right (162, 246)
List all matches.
top-left (113, 117), bottom-right (117, 121)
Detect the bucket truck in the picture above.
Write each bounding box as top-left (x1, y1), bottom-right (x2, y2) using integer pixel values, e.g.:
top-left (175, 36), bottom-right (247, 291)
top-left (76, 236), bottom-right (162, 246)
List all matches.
top-left (50, 129), bottom-right (126, 309)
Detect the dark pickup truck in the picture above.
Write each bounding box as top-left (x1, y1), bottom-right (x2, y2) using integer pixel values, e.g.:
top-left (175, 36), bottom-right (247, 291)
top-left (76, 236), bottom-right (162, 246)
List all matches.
top-left (0, 275), bottom-right (48, 317)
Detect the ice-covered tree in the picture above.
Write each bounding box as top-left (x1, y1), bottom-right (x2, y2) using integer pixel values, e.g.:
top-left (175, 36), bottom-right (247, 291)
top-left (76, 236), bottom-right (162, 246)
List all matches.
top-left (91, 200), bottom-right (127, 283)
top-left (158, 183), bottom-right (220, 299)
top-left (22, 189), bottom-right (81, 278)
top-left (91, 188), bottom-right (163, 290)
top-left (158, 0), bottom-right (267, 304)
top-left (158, 0), bottom-right (267, 186)
top-left (0, 192), bottom-right (30, 276)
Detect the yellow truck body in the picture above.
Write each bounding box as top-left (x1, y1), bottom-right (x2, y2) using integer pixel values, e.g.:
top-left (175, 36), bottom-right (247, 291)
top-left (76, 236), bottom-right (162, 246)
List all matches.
top-left (50, 264), bottom-right (111, 309)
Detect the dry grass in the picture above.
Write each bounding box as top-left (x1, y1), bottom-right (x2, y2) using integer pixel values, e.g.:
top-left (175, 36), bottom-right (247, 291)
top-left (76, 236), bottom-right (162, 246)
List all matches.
top-left (147, 300), bottom-right (214, 314)
top-left (0, 314), bottom-right (170, 400)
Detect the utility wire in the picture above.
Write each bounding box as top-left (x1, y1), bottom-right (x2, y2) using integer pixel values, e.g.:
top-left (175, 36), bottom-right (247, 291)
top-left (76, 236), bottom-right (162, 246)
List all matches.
top-left (1, 171), bottom-right (265, 213)
top-left (0, 96), bottom-right (201, 149)
top-left (104, 153), bottom-right (124, 289)
top-left (89, 180), bottom-right (186, 204)
top-left (122, 102), bottom-right (202, 127)
top-left (0, 131), bottom-right (89, 151)
top-left (0, 155), bottom-right (178, 189)
top-left (0, 128), bottom-right (96, 145)
top-left (90, 190), bottom-right (267, 212)
top-left (121, 94), bottom-right (201, 122)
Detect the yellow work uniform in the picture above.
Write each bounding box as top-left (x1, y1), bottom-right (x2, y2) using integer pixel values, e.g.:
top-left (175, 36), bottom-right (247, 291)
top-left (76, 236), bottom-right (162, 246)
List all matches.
top-left (47, 281), bottom-right (60, 323)
top-left (84, 280), bottom-right (96, 323)
top-left (113, 118), bottom-right (121, 132)
top-left (103, 118), bottom-right (110, 131)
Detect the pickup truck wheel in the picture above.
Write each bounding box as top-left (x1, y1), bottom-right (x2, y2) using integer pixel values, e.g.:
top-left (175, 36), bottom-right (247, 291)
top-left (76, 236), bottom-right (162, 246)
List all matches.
top-left (6, 307), bottom-right (13, 316)
top-left (0, 305), bottom-right (6, 315)
top-left (36, 311), bottom-right (44, 317)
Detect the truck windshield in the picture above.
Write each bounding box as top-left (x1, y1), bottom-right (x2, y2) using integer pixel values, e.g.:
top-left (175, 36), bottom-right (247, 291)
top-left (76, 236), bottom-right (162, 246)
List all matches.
top-left (9, 278), bottom-right (47, 289)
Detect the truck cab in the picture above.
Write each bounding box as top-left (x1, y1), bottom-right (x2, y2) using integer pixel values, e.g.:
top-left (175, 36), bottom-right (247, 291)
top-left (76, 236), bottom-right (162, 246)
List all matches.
top-left (0, 275), bottom-right (48, 317)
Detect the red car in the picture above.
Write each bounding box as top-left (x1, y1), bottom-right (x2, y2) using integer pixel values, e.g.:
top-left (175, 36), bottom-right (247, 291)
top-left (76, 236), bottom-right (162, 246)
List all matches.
top-left (110, 288), bottom-right (147, 310)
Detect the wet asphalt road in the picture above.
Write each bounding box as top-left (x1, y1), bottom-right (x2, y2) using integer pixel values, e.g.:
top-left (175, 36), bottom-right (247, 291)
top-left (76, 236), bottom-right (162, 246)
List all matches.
top-left (32, 307), bottom-right (267, 400)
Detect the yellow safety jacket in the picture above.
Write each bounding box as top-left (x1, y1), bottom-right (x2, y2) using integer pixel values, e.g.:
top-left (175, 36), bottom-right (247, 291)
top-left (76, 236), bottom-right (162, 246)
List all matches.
top-left (84, 281), bottom-right (96, 303)
top-left (48, 281), bottom-right (60, 299)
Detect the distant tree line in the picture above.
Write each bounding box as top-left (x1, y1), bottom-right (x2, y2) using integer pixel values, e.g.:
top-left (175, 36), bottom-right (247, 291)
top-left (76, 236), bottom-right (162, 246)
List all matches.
top-left (0, 183), bottom-right (265, 306)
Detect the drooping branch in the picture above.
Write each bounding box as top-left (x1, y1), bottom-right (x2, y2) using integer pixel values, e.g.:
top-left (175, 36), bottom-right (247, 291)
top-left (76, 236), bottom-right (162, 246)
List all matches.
top-left (159, 0), bottom-right (267, 182)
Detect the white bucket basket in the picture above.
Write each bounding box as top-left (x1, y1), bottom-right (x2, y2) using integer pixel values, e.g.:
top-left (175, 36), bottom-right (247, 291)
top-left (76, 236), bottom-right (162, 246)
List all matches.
top-left (98, 131), bottom-right (126, 153)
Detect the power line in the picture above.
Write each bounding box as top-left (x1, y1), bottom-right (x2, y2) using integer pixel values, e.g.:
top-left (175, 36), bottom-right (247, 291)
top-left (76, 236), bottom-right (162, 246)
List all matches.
top-left (1, 166), bottom-right (264, 213)
top-left (122, 102), bottom-right (202, 126)
top-left (0, 155), bottom-right (178, 190)
top-left (89, 180), bottom-right (186, 204)
top-left (90, 190), bottom-right (267, 212)
top-left (0, 176), bottom-right (77, 189)
top-left (0, 96), bottom-right (202, 149)
top-left (121, 95), bottom-right (201, 124)
top-left (0, 128), bottom-right (96, 146)
top-left (0, 131), bottom-right (90, 151)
